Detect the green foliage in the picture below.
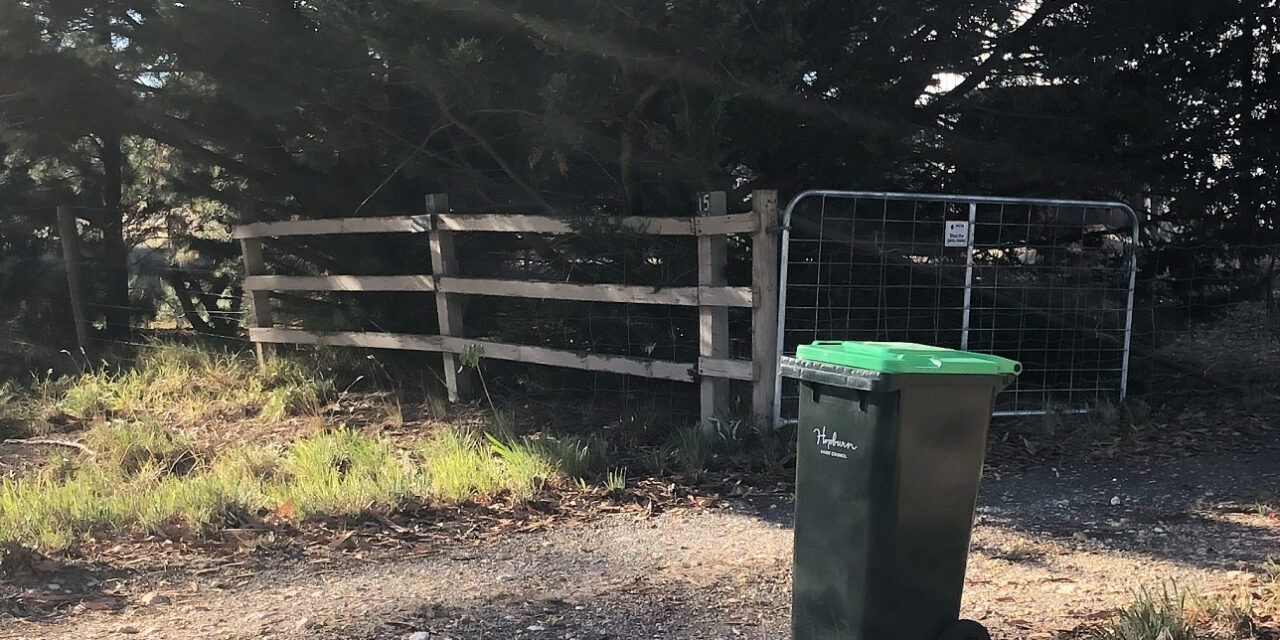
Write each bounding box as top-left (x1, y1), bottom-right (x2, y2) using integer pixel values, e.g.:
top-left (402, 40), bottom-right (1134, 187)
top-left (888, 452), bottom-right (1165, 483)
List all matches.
top-left (421, 429), bottom-right (553, 504)
top-left (86, 419), bottom-right (199, 476)
top-left (0, 379), bottom-right (53, 438)
top-left (486, 433), bottom-right (556, 500)
top-left (641, 445), bottom-right (674, 476)
top-left (0, 423), bottom-right (575, 551)
top-left (604, 467), bottom-right (627, 493)
top-left (269, 428), bottom-right (421, 518)
top-left (670, 426), bottom-right (711, 477)
top-left (1, 1), bottom-right (1276, 416)
top-left (416, 430), bottom-right (498, 502)
top-left (53, 344), bottom-right (330, 424)
top-left (1091, 583), bottom-right (1268, 640)
top-left (1094, 586), bottom-right (1199, 640)
top-left (528, 433), bottom-right (610, 479)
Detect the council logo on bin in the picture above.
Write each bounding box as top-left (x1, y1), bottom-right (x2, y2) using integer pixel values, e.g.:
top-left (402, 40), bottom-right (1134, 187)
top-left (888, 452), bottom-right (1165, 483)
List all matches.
top-left (813, 426), bottom-right (858, 459)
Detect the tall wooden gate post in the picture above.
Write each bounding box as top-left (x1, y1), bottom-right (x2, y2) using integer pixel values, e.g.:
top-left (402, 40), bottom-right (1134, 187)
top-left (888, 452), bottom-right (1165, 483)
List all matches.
top-left (427, 193), bottom-right (473, 402)
top-left (697, 191), bottom-right (730, 434)
top-left (751, 190), bottom-right (780, 425)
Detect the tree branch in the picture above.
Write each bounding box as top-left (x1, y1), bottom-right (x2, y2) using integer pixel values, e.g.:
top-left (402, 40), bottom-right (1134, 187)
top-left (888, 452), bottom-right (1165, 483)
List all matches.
top-left (3, 439), bottom-right (95, 456)
top-left (932, 0), bottom-right (1073, 106)
top-left (621, 69), bottom-right (675, 214)
top-left (427, 89), bottom-right (555, 213)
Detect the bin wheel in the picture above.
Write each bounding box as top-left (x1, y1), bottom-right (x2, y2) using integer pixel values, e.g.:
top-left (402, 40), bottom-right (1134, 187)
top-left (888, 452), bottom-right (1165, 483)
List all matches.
top-left (939, 619), bottom-right (990, 640)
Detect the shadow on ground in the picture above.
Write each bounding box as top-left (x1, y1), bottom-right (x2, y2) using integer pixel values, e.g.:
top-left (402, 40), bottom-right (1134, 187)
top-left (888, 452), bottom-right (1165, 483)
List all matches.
top-left (0, 558), bottom-right (135, 622)
top-left (741, 447), bottom-right (1280, 572)
top-left (977, 446), bottom-right (1280, 570)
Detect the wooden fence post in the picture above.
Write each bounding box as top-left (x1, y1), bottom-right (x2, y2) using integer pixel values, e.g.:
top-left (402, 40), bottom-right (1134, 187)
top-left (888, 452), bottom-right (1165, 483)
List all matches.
top-left (239, 235), bottom-right (274, 363)
top-left (427, 193), bottom-right (473, 402)
top-left (751, 190), bottom-right (780, 425)
top-left (56, 206), bottom-right (91, 353)
top-left (698, 192), bottom-right (730, 434)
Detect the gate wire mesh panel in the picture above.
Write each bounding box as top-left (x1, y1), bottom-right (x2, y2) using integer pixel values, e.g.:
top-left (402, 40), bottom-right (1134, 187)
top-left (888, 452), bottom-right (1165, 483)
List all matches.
top-left (778, 193), bottom-right (1138, 420)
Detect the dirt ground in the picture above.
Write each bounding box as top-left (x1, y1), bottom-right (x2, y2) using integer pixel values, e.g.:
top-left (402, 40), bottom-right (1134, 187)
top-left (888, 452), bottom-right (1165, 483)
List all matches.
top-left (3, 447), bottom-right (1278, 640)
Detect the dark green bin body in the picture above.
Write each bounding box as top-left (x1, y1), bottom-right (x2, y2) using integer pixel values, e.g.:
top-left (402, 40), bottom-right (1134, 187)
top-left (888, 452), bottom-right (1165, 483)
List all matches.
top-left (782, 356), bottom-right (1015, 640)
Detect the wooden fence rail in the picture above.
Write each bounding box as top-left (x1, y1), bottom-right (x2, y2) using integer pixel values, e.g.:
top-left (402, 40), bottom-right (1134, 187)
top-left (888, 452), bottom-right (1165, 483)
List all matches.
top-left (235, 190), bottom-right (780, 430)
top-left (231, 212), bottom-right (759, 238)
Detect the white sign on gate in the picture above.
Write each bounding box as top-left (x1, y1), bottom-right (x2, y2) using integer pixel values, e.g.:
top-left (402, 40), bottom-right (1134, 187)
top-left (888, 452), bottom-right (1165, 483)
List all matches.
top-left (944, 220), bottom-right (970, 247)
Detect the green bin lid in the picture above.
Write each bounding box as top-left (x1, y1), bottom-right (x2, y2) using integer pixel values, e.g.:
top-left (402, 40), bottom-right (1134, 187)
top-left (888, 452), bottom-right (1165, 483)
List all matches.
top-left (795, 341), bottom-right (1021, 376)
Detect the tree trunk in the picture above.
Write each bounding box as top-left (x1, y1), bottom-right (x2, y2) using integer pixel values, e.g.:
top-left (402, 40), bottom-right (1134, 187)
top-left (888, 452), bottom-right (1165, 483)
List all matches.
top-left (165, 271), bottom-right (216, 335)
top-left (100, 134), bottom-right (130, 336)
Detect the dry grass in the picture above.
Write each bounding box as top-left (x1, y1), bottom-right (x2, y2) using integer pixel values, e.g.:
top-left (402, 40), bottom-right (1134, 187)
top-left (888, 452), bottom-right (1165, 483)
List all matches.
top-left (1090, 576), bottom-right (1280, 640)
top-left (0, 342), bottom-right (703, 553)
top-left (1156, 302), bottom-right (1280, 389)
top-left (0, 423), bottom-right (577, 551)
top-left (1, 344), bottom-right (332, 440)
top-left (58, 344), bottom-right (331, 423)
top-left (0, 378), bottom-right (68, 438)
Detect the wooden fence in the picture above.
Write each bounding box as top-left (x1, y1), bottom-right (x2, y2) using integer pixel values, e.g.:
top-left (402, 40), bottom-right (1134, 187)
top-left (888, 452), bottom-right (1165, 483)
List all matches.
top-left (234, 190), bottom-right (780, 430)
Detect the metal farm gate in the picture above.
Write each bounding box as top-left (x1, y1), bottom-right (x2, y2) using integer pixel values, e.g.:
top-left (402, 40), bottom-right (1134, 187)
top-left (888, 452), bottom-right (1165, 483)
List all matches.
top-left (773, 191), bottom-right (1139, 425)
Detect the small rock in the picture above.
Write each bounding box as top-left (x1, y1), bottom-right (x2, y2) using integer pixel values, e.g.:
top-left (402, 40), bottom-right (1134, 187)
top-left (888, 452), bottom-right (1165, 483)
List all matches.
top-left (528, 625), bottom-right (547, 631)
top-left (1109, 496), bottom-right (1121, 506)
top-left (1153, 526), bottom-right (1165, 534)
top-left (140, 591), bottom-right (170, 606)
top-left (408, 633), bottom-right (431, 640)
top-left (118, 625), bottom-right (141, 635)
top-left (46, 583), bottom-right (61, 591)
top-left (296, 617), bottom-right (317, 630)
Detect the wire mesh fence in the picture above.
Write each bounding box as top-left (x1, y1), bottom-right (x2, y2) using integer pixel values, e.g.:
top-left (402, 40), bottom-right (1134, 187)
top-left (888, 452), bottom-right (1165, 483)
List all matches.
top-left (776, 192), bottom-right (1139, 422)
top-left (2, 204), bottom-right (737, 426)
top-left (1, 204), bottom-right (251, 375)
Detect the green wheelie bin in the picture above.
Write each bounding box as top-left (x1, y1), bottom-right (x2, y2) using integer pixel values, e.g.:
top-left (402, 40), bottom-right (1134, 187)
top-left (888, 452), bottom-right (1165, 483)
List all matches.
top-left (781, 341), bottom-right (1020, 640)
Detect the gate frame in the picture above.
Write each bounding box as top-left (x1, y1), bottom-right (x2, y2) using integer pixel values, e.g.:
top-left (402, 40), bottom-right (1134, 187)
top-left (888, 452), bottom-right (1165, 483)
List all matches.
top-left (772, 190), bottom-right (1141, 427)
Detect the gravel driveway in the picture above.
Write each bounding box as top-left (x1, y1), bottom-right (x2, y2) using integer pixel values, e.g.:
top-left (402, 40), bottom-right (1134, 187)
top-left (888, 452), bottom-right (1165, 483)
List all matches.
top-left (5, 448), bottom-right (1278, 640)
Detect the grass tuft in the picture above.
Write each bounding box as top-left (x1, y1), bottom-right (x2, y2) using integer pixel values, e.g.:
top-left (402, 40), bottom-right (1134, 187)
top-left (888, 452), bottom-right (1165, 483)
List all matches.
top-left (605, 467), bottom-right (627, 493)
top-left (422, 429), bottom-right (503, 502)
top-left (421, 430), bottom-right (557, 504)
top-left (0, 423), bottom-right (575, 552)
top-left (55, 344), bottom-right (331, 425)
top-left (86, 420), bottom-right (200, 475)
top-left (1092, 582), bottom-right (1265, 640)
top-left (0, 341), bottom-right (655, 553)
top-left (269, 428), bottom-right (422, 519)
top-left (0, 378), bottom-right (65, 438)
top-left (670, 425), bottom-right (711, 477)
top-left (529, 433), bottom-right (610, 479)
top-left (1094, 585), bottom-right (1198, 640)
top-left (487, 434), bottom-right (557, 500)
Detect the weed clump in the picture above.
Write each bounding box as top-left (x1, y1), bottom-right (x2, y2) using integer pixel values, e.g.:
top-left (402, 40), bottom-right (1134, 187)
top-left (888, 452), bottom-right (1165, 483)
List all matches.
top-left (421, 430), bottom-right (555, 503)
top-left (55, 344), bottom-right (330, 425)
top-left (1092, 583), bottom-right (1264, 640)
